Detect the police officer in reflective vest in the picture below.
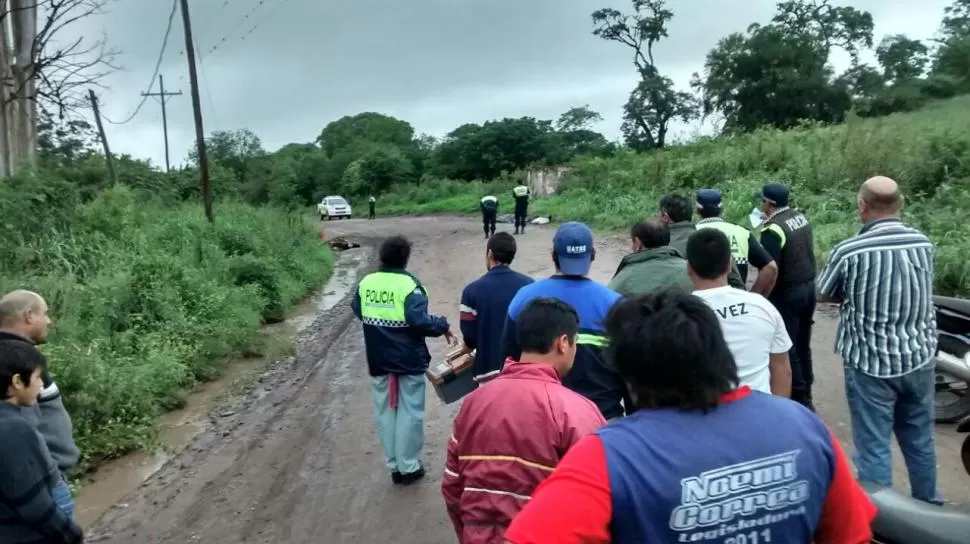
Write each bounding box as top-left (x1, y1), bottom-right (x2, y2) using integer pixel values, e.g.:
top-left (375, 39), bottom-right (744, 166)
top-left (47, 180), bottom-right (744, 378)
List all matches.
top-left (694, 188), bottom-right (778, 296)
top-left (480, 195), bottom-right (498, 239)
top-left (512, 184), bottom-right (530, 235)
top-left (351, 235), bottom-right (457, 485)
top-left (756, 183), bottom-right (818, 411)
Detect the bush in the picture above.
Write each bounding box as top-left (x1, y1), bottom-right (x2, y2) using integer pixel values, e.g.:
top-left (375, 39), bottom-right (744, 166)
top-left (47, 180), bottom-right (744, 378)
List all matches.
top-left (0, 182), bottom-right (333, 467)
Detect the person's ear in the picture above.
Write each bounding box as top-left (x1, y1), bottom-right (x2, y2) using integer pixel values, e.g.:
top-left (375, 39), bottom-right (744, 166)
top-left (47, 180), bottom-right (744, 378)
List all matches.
top-left (10, 373), bottom-right (24, 392)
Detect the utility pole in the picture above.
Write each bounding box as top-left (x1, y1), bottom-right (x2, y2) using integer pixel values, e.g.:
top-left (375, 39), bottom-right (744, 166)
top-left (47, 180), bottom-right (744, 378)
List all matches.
top-left (141, 75), bottom-right (182, 172)
top-left (87, 89), bottom-right (117, 186)
top-left (179, 0), bottom-right (213, 223)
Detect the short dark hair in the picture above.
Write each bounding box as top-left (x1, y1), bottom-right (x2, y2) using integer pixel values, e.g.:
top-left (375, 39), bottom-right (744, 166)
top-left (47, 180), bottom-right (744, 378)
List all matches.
top-left (487, 232), bottom-right (517, 265)
top-left (659, 194), bottom-right (691, 223)
top-left (0, 341), bottom-right (45, 399)
top-left (516, 298), bottom-right (580, 354)
top-left (630, 219), bottom-right (670, 249)
top-left (697, 205), bottom-right (721, 219)
top-left (379, 235), bottom-right (412, 268)
top-left (604, 289), bottom-right (738, 412)
top-left (686, 229), bottom-right (732, 280)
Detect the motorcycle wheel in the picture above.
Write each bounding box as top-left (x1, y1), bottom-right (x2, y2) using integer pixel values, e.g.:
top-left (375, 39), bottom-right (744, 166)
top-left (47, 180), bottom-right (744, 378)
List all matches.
top-left (935, 373), bottom-right (970, 423)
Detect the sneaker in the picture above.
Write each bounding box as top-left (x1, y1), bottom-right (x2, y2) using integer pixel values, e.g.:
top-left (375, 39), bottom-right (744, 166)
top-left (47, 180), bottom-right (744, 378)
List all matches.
top-left (391, 471), bottom-right (403, 484)
top-left (400, 465), bottom-right (426, 485)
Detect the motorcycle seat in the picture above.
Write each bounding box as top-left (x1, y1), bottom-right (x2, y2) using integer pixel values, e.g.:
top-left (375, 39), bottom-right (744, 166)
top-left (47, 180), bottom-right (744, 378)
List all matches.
top-left (863, 482), bottom-right (970, 544)
top-left (934, 295), bottom-right (970, 318)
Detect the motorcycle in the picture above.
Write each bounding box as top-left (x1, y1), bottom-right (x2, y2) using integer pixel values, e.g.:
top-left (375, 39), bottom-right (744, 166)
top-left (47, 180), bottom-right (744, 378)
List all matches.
top-left (932, 296), bottom-right (970, 424)
top-left (865, 482), bottom-right (970, 544)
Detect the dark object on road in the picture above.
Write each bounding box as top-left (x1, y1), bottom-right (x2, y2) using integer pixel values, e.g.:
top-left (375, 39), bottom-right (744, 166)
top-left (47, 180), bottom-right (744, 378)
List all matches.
top-left (934, 295), bottom-right (970, 423)
top-left (327, 237), bottom-right (360, 251)
top-left (864, 482), bottom-right (970, 543)
top-left (426, 347), bottom-right (477, 404)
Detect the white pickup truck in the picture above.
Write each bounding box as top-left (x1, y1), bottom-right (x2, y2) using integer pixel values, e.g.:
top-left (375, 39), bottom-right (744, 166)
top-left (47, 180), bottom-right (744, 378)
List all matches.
top-left (318, 195), bottom-right (352, 220)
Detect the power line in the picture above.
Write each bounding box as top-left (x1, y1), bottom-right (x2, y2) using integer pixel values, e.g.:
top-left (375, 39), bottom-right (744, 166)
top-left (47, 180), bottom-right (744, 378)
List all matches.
top-left (206, 0), bottom-right (296, 59)
top-left (102, 0), bottom-right (179, 125)
top-left (204, 0), bottom-right (268, 57)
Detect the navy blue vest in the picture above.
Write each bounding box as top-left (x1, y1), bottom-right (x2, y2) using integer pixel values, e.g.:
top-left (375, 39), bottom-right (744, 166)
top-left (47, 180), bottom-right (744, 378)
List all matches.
top-left (597, 392), bottom-right (835, 543)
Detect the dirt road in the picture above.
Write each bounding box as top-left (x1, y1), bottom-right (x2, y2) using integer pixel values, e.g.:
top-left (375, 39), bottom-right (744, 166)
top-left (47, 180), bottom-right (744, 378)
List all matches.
top-left (87, 216), bottom-right (970, 543)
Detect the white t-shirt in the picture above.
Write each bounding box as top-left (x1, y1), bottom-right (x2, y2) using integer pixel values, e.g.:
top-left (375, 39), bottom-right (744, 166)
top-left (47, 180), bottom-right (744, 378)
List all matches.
top-left (693, 286), bottom-right (792, 394)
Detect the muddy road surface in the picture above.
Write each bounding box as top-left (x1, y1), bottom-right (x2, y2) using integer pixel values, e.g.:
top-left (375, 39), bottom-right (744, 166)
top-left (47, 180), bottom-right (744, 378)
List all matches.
top-left (88, 216), bottom-right (970, 543)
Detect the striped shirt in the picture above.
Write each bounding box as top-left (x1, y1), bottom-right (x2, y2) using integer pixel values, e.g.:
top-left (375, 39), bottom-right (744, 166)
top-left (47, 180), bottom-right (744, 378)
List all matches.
top-left (817, 217), bottom-right (936, 377)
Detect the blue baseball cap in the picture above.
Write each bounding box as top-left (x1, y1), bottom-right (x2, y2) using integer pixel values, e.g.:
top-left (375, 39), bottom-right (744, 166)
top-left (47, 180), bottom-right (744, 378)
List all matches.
top-left (553, 222), bottom-right (594, 276)
top-left (696, 188), bottom-right (723, 209)
top-left (756, 183), bottom-right (790, 206)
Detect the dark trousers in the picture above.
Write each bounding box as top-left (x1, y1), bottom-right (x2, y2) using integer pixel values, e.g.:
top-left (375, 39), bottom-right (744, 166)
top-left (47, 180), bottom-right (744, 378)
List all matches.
top-left (369, 203), bottom-right (375, 219)
top-left (482, 210), bottom-right (496, 236)
top-left (514, 206), bottom-right (528, 232)
top-left (770, 280), bottom-right (817, 409)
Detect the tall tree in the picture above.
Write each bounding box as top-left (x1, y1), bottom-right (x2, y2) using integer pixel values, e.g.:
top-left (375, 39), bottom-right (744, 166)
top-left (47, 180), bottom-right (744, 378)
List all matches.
top-left (592, 0), bottom-right (696, 150)
top-left (316, 112), bottom-right (415, 159)
top-left (556, 105), bottom-right (603, 132)
top-left (876, 35), bottom-right (929, 84)
top-left (771, 0), bottom-right (874, 63)
top-left (930, 0), bottom-right (970, 94)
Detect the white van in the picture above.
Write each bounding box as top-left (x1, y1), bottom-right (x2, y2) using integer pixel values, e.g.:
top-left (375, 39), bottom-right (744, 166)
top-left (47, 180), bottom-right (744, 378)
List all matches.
top-left (318, 195), bottom-right (352, 220)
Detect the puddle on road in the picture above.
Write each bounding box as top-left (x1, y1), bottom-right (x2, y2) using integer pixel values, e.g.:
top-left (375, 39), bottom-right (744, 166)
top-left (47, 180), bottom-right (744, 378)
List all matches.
top-left (75, 248), bottom-right (369, 527)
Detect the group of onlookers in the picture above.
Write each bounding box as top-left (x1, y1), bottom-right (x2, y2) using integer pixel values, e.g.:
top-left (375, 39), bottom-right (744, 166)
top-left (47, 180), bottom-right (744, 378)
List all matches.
top-left (354, 175), bottom-right (943, 543)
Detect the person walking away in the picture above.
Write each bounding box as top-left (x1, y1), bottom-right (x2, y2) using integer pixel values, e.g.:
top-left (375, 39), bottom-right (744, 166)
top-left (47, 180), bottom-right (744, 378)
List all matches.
top-left (687, 229), bottom-right (792, 397)
top-left (480, 195), bottom-right (498, 239)
top-left (658, 193), bottom-right (745, 289)
top-left (756, 183), bottom-right (818, 410)
top-left (0, 340), bottom-right (83, 544)
top-left (505, 289), bottom-right (877, 544)
top-left (459, 233), bottom-right (533, 383)
top-left (351, 235), bottom-right (457, 485)
top-left (369, 195), bottom-right (376, 219)
top-left (0, 290), bottom-right (79, 519)
top-left (502, 222), bottom-right (628, 420)
top-left (443, 298), bottom-right (605, 543)
top-left (512, 184), bottom-right (529, 235)
top-left (694, 188), bottom-right (778, 296)
top-left (818, 176), bottom-right (942, 505)
top-left (608, 219), bottom-right (693, 296)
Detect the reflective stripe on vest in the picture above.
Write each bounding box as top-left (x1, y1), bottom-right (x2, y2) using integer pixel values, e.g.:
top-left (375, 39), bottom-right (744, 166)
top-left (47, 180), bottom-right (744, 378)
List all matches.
top-left (696, 220), bottom-right (751, 265)
top-left (357, 272), bottom-right (421, 328)
top-left (512, 185), bottom-right (528, 197)
top-left (481, 195), bottom-right (497, 204)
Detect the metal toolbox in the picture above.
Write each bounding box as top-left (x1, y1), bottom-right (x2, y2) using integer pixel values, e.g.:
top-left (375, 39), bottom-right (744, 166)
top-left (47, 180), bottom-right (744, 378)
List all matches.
top-left (425, 347), bottom-right (477, 404)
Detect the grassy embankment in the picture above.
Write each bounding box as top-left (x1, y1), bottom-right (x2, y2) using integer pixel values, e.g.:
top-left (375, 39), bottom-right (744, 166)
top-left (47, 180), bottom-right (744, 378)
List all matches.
top-left (0, 182), bottom-right (333, 470)
top-left (379, 95), bottom-right (970, 296)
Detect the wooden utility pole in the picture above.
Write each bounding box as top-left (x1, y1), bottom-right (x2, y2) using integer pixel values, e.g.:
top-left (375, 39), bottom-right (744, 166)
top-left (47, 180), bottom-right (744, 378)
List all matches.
top-left (179, 0), bottom-right (213, 223)
top-left (88, 90), bottom-right (117, 186)
top-left (141, 75), bottom-right (182, 172)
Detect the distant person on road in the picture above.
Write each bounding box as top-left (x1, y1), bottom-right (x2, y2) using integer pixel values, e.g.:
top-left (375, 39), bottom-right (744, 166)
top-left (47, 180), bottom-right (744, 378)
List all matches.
top-left (608, 219), bottom-right (693, 296)
top-left (502, 222), bottom-right (629, 420)
top-left (352, 235), bottom-right (457, 486)
top-left (0, 339), bottom-right (83, 544)
top-left (756, 183), bottom-right (817, 411)
top-left (459, 232), bottom-right (533, 383)
top-left (0, 290), bottom-right (79, 519)
top-left (369, 195), bottom-right (376, 219)
top-left (480, 195), bottom-right (498, 239)
top-left (694, 188), bottom-right (778, 296)
top-left (512, 184), bottom-right (530, 235)
top-left (658, 193), bottom-right (745, 289)
top-left (818, 176), bottom-right (942, 505)
top-left (504, 289), bottom-right (876, 544)
top-left (687, 228), bottom-right (792, 397)
top-left (443, 298), bottom-right (605, 543)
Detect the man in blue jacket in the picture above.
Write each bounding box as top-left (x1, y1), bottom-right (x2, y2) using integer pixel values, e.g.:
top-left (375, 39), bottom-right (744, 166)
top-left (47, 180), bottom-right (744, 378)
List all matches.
top-left (502, 222), bottom-right (628, 420)
top-left (460, 232), bottom-right (533, 383)
top-left (352, 235), bottom-right (456, 485)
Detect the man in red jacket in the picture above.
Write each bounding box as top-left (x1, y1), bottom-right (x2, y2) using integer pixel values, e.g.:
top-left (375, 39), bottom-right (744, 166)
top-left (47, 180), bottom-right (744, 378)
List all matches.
top-left (442, 297), bottom-right (606, 543)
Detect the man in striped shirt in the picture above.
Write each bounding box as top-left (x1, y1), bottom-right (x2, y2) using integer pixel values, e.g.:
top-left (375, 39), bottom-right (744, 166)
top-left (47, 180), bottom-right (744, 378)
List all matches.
top-left (817, 176), bottom-right (941, 505)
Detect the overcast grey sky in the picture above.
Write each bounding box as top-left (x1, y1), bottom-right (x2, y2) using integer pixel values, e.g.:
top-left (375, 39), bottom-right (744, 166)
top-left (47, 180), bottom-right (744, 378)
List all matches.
top-left (76, 0), bottom-right (953, 168)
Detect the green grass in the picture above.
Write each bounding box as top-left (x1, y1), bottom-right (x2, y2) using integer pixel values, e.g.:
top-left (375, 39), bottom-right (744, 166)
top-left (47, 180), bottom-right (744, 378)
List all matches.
top-left (0, 184), bottom-right (333, 469)
top-left (378, 96), bottom-right (970, 296)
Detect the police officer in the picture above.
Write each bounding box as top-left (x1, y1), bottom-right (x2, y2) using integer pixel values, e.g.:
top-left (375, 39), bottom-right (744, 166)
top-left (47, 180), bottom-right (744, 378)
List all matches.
top-left (694, 188), bottom-right (778, 296)
top-left (512, 184), bottom-right (530, 234)
top-left (351, 235), bottom-right (457, 485)
top-left (480, 195), bottom-right (498, 239)
top-left (369, 195), bottom-right (376, 219)
top-left (756, 183), bottom-right (817, 411)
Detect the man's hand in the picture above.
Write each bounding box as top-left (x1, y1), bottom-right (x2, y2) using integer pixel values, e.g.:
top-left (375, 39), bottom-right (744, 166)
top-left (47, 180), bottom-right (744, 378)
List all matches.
top-left (444, 329), bottom-right (458, 346)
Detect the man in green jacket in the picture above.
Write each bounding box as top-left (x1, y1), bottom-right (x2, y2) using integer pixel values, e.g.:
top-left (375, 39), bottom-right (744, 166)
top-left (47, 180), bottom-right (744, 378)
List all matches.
top-left (609, 219), bottom-right (694, 296)
top-left (659, 194), bottom-right (745, 289)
